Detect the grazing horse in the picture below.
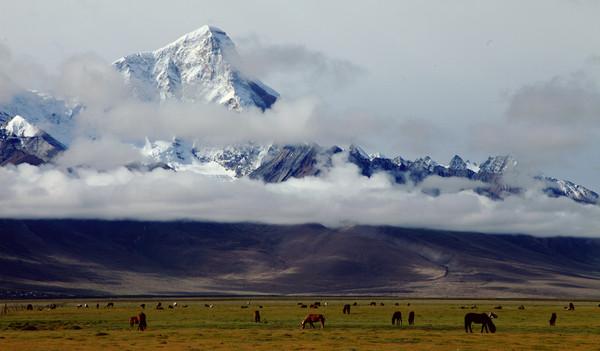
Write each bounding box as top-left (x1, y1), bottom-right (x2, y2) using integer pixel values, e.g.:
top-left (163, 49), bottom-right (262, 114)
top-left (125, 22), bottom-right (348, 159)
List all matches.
top-left (254, 310), bottom-right (261, 323)
top-left (568, 302), bottom-right (575, 311)
top-left (106, 302), bottom-right (114, 308)
top-left (129, 316), bottom-right (140, 328)
top-left (301, 314), bottom-right (325, 329)
top-left (353, 302), bottom-right (358, 306)
top-left (26, 304), bottom-right (33, 311)
top-left (138, 312), bottom-right (147, 331)
top-left (464, 312), bottom-right (497, 333)
top-left (300, 304), bottom-right (308, 309)
top-left (309, 304), bottom-right (318, 309)
top-left (370, 302), bottom-right (377, 306)
top-left (518, 305), bottom-right (525, 310)
top-left (408, 311), bottom-right (415, 326)
top-left (494, 305), bottom-right (502, 310)
top-left (342, 304), bottom-right (351, 314)
top-left (140, 304), bottom-right (146, 309)
top-left (391, 311), bottom-right (402, 326)
top-left (549, 312), bottom-right (557, 326)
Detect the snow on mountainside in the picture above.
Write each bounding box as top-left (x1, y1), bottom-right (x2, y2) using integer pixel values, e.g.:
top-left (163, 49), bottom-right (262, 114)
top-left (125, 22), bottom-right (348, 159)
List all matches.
top-left (0, 90), bottom-right (81, 146)
top-left (113, 25), bottom-right (279, 111)
top-left (0, 115), bottom-right (66, 165)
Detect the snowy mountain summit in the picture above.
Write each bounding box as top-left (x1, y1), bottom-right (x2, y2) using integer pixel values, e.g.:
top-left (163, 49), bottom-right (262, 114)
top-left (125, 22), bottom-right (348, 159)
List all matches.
top-left (113, 25), bottom-right (279, 111)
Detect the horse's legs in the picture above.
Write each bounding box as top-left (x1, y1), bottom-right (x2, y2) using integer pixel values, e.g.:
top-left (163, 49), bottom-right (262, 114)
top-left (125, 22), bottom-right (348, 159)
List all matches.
top-left (309, 321), bottom-right (315, 329)
top-left (320, 319), bottom-right (325, 329)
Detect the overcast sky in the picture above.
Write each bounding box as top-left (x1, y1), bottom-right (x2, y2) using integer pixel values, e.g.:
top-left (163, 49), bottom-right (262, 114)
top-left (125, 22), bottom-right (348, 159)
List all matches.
top-left (1, 0), bottom-right (599, 190)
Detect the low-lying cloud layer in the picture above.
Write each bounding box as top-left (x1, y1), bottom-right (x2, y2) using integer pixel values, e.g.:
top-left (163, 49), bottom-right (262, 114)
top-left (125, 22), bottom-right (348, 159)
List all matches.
top-left (1, 156), bottom-right (599, 237)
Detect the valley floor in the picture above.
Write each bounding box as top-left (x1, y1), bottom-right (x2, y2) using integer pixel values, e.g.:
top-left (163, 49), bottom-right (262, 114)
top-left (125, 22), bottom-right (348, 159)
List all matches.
top-left (1, 298), bottom-right (600, 350)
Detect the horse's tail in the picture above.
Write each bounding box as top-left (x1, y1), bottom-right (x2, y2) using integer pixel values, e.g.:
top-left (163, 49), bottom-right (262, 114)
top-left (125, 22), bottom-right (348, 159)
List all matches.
top-left (464, 315), bottom-right (470, 332)
top-left (488, 319), bottom-right (496, 333)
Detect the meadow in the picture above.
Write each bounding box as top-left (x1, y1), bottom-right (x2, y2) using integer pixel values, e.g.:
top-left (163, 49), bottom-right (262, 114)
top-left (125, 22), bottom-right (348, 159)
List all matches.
top-left (1, 298), bottom-right (600, 350)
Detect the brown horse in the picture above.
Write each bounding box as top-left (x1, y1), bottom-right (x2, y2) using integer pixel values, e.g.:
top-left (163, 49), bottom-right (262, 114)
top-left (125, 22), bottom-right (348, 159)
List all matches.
top-left (129, 316), bottom-right (140, 328)
top-left (254, 310), bottom-right (261, 323)
top-left (392, 311), bottom-right (402, 326)
top-left (408, 311), bottom-right (415, 325)
top-left (549, 312), bottom-right (557, 326)
top-left (568, 302), bottom-right (575, 311)
top-left (342, 304), bottom-right (351, 314)
top-left (465, 312), bottom-right (497, 333)
top-left (301, 314), bottom-right (325, 329)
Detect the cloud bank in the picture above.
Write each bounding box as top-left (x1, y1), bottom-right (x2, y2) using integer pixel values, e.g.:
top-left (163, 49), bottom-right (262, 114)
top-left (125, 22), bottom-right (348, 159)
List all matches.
top-left (1, 155), bottom-right (599, 237)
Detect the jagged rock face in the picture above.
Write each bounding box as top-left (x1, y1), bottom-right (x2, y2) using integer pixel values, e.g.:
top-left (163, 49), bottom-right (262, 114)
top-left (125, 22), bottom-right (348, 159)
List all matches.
top-left (250, 144), bottom-right (342, 182)
top-left (542, 177), bottom-right (599, 204)
top-left (0, 116), bottom-right (65, 166)
top-left (113, 25), bottom-right (279, 111)
top-left (0, 90), bottom-right (80, 146)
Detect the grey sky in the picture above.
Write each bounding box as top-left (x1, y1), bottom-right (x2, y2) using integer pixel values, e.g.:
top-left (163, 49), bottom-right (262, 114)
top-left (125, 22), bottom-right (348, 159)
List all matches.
top-left (1, 0), bottom-right (599, 189)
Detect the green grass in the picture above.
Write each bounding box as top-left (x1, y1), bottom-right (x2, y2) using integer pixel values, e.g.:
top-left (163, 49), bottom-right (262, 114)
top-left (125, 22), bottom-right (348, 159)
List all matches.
top-left (1, 298), bottom-right (599, 350)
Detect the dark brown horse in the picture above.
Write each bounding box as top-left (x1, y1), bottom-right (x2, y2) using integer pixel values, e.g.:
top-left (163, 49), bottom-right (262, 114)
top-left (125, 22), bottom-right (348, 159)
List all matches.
top-left (391, 311), bottom-right (402, 326)
top-left (342, 304), bottom-right (351, 314)
top-left (408, 311), bottom-right (415, 325)
top-left (568, 302), bottom-right (575, 311)
top-left (301, 314), bottom-right (325, 329)
top-left (254, 310), bottom-right (261, 323)
top-left (138, 312), bottom-right (147, 331)
top-left (464, 312), bottom-right (497, 333)
top-left (549, 312), bottom-right (557, 326)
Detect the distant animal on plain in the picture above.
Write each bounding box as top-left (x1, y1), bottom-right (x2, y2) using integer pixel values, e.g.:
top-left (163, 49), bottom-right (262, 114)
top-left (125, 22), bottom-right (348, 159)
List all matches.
top-left (106, 302), bottom-right (114, 308)
top-left (342, 304), bottom-right (351, 314)
top-left (380, 303), bottom-right (385, 306)
top-left (314, 302), bottom-right (321, 307)
top-left (241, 305), bottom-right (249, 309)
top-left (254, 310), bottom-right (261, 323)
top-left (84, 304), bottom-right (88, 308)
top-left (568, 303), bottom-right (575, 311)
top-left (353, 302), bottom-right (358, 306)
top-left (549, 313), bottom-right (557, 326)
top-left (168, 305), bottom-right (174, 309)
top-left (300, 304), bottom-right (308, 309)
top-left (26, 304), bottom-right (33, 311)
top-left (96, 303), bottom-right (99, 309)
top-left (138, 312), bottom-right (147, 331)
top-left (471, 305), bottom-right (477, 309)
top-left (172, 302), bottom-right (178, 308)
top-left (370, 302), bottom-right (377, 306)
top-left (494, 306), bottom-right (502, 310)
top-left (258, 305), bottom-right (263, 309)
top-left (394, 302), bottom-right (399, 306)
top-left (297, 302), bottom-right (303, 305)
top-left (77, 304), bottom-right (83, 308)
top-left (464, 312), bottom-right (497, 333)
top-left (301, 314), bottom-right (325, 329)
top-left (408, 311), bottom-right (415, 325)
top-left (156, 302), bottom-right (163, 310)
top-left (140, 304), bottom-right (145, 309)
top-left (391, 311), bottom-right (402, 326)
top-left (309, 304), bottom-right (318, 309)
top-left (129, 316), bottom-right (139, 328)
top-left (518, 305), bottom-right (525, 310)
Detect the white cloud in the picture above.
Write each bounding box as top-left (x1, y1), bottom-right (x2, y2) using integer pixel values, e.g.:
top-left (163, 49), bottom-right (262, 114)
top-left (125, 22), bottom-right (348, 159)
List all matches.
top-left (1, 157), bottom-right (599, 237)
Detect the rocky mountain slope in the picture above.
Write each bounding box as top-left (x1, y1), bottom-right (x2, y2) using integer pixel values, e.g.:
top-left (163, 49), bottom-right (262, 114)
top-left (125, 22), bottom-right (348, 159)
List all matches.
top-left (2, 219), bottom-right (600, 298)
top-left (113, 25), bottom-right (279, 111)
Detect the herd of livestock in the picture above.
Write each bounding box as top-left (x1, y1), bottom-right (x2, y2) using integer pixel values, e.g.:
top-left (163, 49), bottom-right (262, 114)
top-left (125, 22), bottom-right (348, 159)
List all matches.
top-left (2, 300), bottom-right (589, 334)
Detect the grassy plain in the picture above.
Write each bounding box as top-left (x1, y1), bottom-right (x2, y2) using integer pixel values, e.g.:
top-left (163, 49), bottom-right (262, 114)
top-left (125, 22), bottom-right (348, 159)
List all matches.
top-left (1, 298), bottom-right (599, 350)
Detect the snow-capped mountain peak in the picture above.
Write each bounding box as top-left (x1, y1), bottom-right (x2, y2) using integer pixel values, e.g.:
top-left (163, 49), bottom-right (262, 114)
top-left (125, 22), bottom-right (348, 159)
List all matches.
top-left (113, 25), bottom-right (279, 111)
top-left (2, 115), bottom-right (41, 137)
